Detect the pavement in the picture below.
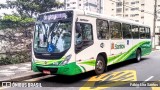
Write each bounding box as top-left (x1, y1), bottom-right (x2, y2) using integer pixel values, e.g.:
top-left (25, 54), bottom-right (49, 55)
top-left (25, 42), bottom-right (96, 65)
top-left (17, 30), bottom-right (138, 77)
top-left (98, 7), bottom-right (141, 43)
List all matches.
top-left (0, 62), bottom-right (41, 81)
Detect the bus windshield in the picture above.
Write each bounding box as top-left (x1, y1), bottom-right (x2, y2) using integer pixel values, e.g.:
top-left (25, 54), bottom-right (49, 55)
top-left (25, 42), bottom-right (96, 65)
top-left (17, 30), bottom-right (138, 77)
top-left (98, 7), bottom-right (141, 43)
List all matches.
top-left (34, 11), bottom-right (73, 54)
top-left (34, 21), bottom-right (72, 53)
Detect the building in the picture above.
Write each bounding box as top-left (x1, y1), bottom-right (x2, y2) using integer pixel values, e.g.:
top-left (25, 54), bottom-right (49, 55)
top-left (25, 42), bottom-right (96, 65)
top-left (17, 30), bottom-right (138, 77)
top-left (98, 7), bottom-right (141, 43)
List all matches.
top-left (155, 0), bottom-right (160, 49)
top-left (64, 0), bottom-right (103, 13)
top-left (104, 0), bottom-right (159, 48)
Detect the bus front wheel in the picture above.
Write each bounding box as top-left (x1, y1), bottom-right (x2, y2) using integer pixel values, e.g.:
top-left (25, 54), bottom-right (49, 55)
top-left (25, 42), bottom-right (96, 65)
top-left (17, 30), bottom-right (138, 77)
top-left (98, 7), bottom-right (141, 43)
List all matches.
top-left (95, 55), bottom-right (105, 75)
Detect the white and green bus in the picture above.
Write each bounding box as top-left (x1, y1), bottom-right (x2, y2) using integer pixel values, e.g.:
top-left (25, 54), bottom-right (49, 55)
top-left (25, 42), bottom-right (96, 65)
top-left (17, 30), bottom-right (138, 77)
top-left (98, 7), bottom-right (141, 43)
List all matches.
top-left (31, 9), bottom-right (152, 75)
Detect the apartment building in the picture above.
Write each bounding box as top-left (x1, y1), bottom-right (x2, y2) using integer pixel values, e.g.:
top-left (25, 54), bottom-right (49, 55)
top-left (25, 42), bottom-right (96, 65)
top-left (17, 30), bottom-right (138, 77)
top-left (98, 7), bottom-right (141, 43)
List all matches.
top-left (155, 0), bottom-right (160, 48)
top-left (104, 0), bottom-right (159, 48)
top-left (64, 0), bottom-right (103, 13)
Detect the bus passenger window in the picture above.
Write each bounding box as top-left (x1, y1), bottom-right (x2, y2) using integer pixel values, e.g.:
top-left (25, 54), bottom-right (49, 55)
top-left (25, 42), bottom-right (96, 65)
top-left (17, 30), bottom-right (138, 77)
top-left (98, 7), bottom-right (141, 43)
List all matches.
top-left (110, 21), bottom-right (122, 39)
top-left (131, 25), bottom-right (139, 39)
top-left (96, 19), bottom-right (109, 40)
top-left (122, 23), bottom-right (132, 39)
top-left (139, 27), bottom-right (146, 39)
top-left (146, 27), bottom-right (151, 39)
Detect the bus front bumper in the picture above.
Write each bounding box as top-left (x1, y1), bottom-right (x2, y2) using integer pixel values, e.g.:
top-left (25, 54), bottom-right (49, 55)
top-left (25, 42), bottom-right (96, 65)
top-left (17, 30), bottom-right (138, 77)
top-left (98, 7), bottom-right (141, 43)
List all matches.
top-left (31, 62), bottom-right (82, 76)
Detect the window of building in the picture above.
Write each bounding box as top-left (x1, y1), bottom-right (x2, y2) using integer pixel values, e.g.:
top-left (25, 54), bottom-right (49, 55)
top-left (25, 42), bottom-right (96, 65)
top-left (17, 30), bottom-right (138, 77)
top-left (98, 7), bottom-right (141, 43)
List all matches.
top-left (141, 10), bottom-right (144, 12)
top-left (157, 19), bottom-right (160, 21)
top-left (131, 7), bottom-right (139, 11)
top-left (135, 20), bottom-right (139, 22)
top-left (72, 2), bottom-right (76, 4)
top-left (116, 2), bottom-right (122, 7)
top-left (125, 2), bottom-right (129, 4)
top-left (116, 8), bottom-right (122, 13)
top-left (131, 25), bottom-right (139, 39)
top-left (125, 8), bottom-right (129, 11)
top-left (141, 4), bottom-right (144, 6)
top-left (79, 4), bottom-right (81, 6)
top-left (131, 2), bottom-right (135, 4)
top-left (135, 1), bottom-right (139, 3)
top-left (116, 14), bottom-right (122, 17)
top-left (125, 14), bottom-right (128, 17)
top-left (130, 14), bottom-right (139, 17)
top-left (139, 27), bottom-right (146, 39)
top-left (141, 16), bottom-right (144, 19)
top-left (122, 23), bottom-right (132, 39)
top-left (130, 14), bottom-right (135, 17)
top-left (67, 4), bottom-right (70, 6)
top-left (110, 21), bottom-right (122, 39)
top-left (135, 14), bottom-right (139, 16)
top-left (96, 19), bottom-right (110, 40)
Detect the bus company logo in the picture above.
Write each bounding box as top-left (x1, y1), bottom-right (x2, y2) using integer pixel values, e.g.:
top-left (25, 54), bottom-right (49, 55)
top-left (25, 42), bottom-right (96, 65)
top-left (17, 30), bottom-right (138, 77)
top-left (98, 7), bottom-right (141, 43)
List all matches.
top-left (111, 43), bottom-right (115, 49)
top-left (44, 61), bottom-right (47, 65)
top-left (111, 43), bottom-right (125, 49)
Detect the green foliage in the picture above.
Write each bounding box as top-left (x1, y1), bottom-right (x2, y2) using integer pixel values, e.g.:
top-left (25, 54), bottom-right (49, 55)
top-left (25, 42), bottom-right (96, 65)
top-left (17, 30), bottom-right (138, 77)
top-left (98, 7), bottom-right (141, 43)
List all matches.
top-left (0, 0), bottom-right (64, 18)
top-left (0, 15), bottom-right (35, 29)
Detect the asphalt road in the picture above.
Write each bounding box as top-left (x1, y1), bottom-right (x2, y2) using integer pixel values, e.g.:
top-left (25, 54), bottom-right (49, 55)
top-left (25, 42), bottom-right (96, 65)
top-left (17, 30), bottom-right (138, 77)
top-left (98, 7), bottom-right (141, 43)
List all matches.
top-left (1, 50), bottom-right (160, 90)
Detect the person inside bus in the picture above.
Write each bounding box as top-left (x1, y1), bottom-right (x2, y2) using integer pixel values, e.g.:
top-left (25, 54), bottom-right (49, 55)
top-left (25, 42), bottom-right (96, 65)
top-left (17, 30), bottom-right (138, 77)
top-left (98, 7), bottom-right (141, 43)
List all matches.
top-left (76, 23), bottom-right (83, 45)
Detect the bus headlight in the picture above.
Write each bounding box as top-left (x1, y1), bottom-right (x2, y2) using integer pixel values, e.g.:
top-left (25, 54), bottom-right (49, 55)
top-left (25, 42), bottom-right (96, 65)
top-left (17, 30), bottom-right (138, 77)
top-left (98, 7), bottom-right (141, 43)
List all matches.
top-left (60, 55), bottom-right (72, 65)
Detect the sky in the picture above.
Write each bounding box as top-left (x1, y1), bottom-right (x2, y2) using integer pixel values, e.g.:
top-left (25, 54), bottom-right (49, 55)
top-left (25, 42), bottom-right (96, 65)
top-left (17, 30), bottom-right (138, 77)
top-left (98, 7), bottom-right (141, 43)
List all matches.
top-left (0, 0), bottom-right (15, 16)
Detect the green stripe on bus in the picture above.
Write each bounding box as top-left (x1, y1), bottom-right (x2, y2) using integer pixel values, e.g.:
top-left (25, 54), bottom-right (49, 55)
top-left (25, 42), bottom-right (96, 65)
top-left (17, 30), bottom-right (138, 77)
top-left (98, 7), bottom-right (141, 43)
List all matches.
top-left (80, 41), bottom-right (151, 66)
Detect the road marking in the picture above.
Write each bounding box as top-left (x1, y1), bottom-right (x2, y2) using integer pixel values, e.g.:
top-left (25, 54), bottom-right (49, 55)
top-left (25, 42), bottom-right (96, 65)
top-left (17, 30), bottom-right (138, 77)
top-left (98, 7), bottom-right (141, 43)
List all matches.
top-left (80, 70), bottom-right (137, 90)
top-left (136, 76), bottom-right (154, 88)
top-left (145, 76), bottom-right (154, 82)
top-left (24, 75), bottom-right (54, 81)
top-left (151, 80), bottom-right (160, 90)
top-left (152, 87), bottom-right (160, 90)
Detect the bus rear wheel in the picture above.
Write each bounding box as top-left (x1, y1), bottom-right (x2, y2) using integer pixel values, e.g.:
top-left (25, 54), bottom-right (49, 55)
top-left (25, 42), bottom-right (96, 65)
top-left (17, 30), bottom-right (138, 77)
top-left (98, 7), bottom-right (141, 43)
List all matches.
top-left (136, 49), bottom-right (141, 62)
top-left (95, 55), bottom-right (105, 75)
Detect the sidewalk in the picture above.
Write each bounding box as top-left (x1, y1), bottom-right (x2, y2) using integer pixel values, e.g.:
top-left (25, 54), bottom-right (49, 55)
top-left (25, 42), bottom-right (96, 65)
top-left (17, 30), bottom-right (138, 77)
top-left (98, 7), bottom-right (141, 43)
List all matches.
top-left (0, 62), bottom-right (41, 81)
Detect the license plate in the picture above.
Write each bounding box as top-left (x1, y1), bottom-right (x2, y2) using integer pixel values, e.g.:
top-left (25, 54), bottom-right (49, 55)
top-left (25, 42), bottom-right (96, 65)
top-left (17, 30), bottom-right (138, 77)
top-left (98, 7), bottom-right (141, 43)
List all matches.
top-left (43, 70), bottom-right (51, 74)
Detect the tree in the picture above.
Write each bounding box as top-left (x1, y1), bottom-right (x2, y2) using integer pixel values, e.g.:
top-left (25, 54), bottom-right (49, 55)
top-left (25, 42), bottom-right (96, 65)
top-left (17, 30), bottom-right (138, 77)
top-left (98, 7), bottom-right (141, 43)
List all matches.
top-left (0, 0), bottom-right (64, 65)
top-left (0, 0), bottom-right (64, 18)
top-left (0, 14), bottom-right (35, 29)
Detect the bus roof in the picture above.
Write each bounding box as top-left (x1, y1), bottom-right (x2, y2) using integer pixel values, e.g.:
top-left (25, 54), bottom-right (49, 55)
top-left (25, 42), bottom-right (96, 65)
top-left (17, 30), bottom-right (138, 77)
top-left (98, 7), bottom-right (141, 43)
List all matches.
top-left (39, 9), bottom-right (150, 27)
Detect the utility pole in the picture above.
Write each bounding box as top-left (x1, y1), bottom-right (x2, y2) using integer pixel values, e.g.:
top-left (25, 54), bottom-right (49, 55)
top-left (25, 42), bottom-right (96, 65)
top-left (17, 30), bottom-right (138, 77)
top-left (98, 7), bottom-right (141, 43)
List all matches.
top-left (153, 0), bottom-right (157, 49)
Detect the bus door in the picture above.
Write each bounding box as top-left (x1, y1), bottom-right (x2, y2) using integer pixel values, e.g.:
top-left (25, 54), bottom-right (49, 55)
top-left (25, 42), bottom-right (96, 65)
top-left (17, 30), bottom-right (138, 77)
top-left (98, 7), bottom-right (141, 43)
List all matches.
top-left (75, 16), bottom-right (96, 72)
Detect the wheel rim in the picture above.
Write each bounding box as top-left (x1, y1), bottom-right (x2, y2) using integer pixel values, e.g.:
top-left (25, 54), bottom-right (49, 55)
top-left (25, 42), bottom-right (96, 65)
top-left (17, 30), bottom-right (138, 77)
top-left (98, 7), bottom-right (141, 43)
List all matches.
top-left (96, 60), bottom-right (103, 71)
top-left (137, 51), bottom-right (141, 61)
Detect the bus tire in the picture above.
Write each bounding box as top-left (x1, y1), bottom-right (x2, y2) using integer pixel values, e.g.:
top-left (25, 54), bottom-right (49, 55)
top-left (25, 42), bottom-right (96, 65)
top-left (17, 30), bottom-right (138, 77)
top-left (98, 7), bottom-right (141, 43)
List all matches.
top-left (135, 49), bottom-right (141, 62)
top-left (95, 55), bottom-right (105, 75)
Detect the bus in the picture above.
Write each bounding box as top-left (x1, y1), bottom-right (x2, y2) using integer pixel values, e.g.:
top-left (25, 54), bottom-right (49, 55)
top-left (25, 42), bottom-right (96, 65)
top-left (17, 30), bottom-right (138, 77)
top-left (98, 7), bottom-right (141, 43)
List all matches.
top-left (31, 9), bottom-right (152, 75)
